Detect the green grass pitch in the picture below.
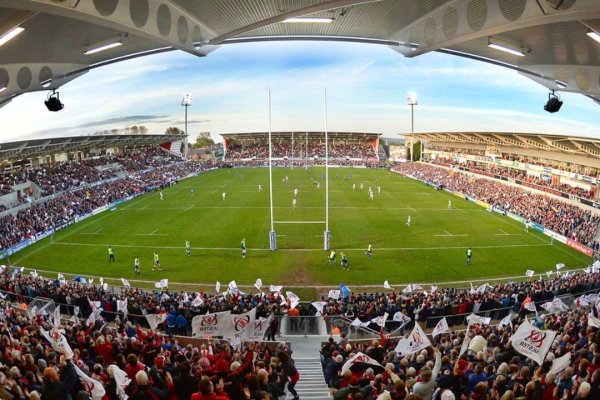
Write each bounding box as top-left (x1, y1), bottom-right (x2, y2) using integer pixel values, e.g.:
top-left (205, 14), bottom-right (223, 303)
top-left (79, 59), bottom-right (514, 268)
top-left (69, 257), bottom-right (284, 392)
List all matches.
top-left (11, 167), bottom-right (591, 292)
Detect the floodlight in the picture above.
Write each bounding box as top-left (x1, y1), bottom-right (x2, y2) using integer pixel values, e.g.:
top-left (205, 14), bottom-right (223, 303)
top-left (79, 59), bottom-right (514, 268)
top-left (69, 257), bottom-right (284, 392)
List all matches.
top-left (488, 36), bottom-right (526, 57)
top-left (587, 30), bottom-right (600, 44)
top-left (544, 91), bottom-right (562, 113)
top-left (181, 94), bottom-right (192, 106)
top-left (44, 90), bottom-right (64, 112)
top-left (0, 26), bottom-right (24, 47)
top-left (283, 17), bottom-right (334, 23)
top-left (84, 36), bottom-right (123, 55)
top-left (406, 92), bottom-right (417, 105)
top-left (555, 80), bottom-right (567, 89)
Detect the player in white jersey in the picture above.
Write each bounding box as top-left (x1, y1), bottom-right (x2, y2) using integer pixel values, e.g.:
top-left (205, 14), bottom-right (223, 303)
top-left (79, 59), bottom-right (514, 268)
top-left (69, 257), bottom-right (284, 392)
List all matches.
top-left (258, 184), bottom-right (262, 192)
top-left (352, 183), bottom-right (356, 190)
top-left (292, 198), bottom-right (297, 209)
top-left (378, 186), bottom-right (381, 195)
top-left (369, 190), bottom-right (374, 201)
top-left (316, 182), bottom-right (320, 190)
top-left (406, 215), bottom-right (411, 227)
top-left (159, 191), bottom-right (163, 200)
top-left (294, 188), bottom-right (298, 198)
top-left (360, 183), bottom-right (364, 190)
top-left (448, 199), bottom-right (452, 209)
top-left (222, 192), bottom-right (226, 201)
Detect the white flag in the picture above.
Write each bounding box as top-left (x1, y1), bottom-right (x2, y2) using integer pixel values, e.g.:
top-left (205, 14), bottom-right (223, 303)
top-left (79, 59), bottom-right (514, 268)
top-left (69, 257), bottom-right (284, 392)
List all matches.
top-left (30, 270), bottom-right (38, 278)
top-left (269, 285), bottom-right (283, 292)
top-left (88, 278), bottom-right (94, 284)
top-left (510, 321), bottom-right (556, 365)
top-left (40, 328), bottom-right (74, 359)
top-left (145, 313), bottom-right (168, 331)
top-left (549, 353), bottom-right (571, 375)
top-left (371, 312), bottom-right (389, 328)
top-left (86, 307), bottom-right (103, 327)
top-left (102, 282), bottom-right (108, 291)
top-left (254, 279), bottom-right (263, 290)
top-left (383, 280), bottom-right (393, 290)
top-left (251, 315), bottom-right (273, 341)
top-left (107, 365), bottom-right (130, 400)
top-left (341, 352), bottom-right (384, 375)
top-left (228, 280), bottom-right (238, 291)
top-left (466, 314), bottom-right (490, 326)
top-left (524, 301), bottom-right (537, 313)
top-left (556, 263), bottom-right (565, 270)
top-left (117, 298), bottom-right (128, 318)
top-left (499, 313), bottom-right (513, 329)
top-left (215, 281), bottom-right (221, 293)
top-left (394, 323), bottom-right (431, 356)
top-left (476, 283), bottom-right (491, 294)
top-left (546, 271), bottom-right (553, 277)
top-left (525, 270), bottom-right (535, 278)
top-left (431, 318), bottom-right (449, 338)
top-left (541, 298), bottom-right (569, 313)
top-left (430, 285), bottom-right (438, 293)
top-left (328, 290), bottom-right (340, 300)
top-left (52, 307), bottom-right (61, 329)
top-left (154, 279), bottom-right (168, 289)
top-left (286, 291), bottom-right (300, 309)
top-left (588, 312), bottom-right (600, 328)
top-left (120, 278), bottom-right (130, 288)
top-left (74, 363), bottom-right (106, 400)
top-left (311, 302), bottom-right (327, 316)
top-left (351, 318), bottom-right (371, 327)
top-left (592, 260), bottom-right (600, 273)
top-left (182, 292), bottom-right (189, 303)
top-left (99, 277), bottom-right (104, 285)
top-left (459, 329), bottom-right (471, 356)
top-left (585, 267), bottom-right (591, 274)
top-left (191, 294), bottom-right (203, 307)
top-left (392, 311), bottom-right (412, 326)
top-left (224, 308), bottom-right (256, 346)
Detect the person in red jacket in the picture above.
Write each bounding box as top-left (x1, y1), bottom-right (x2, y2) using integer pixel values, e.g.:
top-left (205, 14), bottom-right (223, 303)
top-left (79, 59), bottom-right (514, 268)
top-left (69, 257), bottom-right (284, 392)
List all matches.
top-left (191, 377), bottom-right (230, 400)
top-left (125, 354), bottom-right (146, 380)
top-left (94, 336), bottom-right (115, 365)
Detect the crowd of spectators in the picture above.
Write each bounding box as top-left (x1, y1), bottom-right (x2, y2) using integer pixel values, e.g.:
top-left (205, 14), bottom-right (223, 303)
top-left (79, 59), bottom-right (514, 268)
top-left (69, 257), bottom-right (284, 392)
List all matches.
top-left (0, 161), bottom-right (202, 251)
top-left (429, 159), bottom-right (594, 200)
top-left (393, 163), bottom-right (600, 251)
top-left (224, 141), bottom-right (377, 161)
top-left (0, 148), bottom-right (180, 198)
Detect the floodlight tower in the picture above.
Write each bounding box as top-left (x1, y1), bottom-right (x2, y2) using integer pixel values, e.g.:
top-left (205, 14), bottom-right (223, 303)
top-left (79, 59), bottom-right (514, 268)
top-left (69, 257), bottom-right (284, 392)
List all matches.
top-left (181, 94), bottom-right (192, 159)
top-left (406, 92), bottom-right (417, 162)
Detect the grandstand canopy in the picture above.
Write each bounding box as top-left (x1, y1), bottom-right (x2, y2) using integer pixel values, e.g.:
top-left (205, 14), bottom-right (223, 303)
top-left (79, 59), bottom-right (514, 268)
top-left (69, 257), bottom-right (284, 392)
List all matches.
top-left (405, 132), bottom-right (600, 161)
top-left (1, 1), bottom-right (600, 109)
top-left (0, 134), bottom-right (182, 163)
top-left (221, 131), bottom-right (381, 142)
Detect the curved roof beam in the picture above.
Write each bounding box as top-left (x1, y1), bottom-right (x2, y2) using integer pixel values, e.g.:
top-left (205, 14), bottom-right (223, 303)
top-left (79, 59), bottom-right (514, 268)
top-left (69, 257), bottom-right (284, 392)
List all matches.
top-left (209, 0), bottom-right (385, 45)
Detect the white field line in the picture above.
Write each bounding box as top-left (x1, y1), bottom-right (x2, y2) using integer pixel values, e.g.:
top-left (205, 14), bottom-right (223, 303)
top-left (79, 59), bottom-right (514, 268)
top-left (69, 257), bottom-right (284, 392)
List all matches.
top-left (117, 206), bottom-right (475, 211)
top-left (494, 229), bottom-right (523, 236)
top-left (52, 241), bottom-right (551, 252)
top-left (274, 221), bottom-right (326, 224)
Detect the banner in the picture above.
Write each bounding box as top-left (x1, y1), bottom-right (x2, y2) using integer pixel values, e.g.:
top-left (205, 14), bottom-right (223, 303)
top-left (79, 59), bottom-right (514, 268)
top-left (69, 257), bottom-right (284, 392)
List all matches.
top-left (525, 270), bottom-right (535, 278)
top-left (394, 323), bottom-right (431, 356)
top-left (549, 353), bottom-right (571, 376)
top-left (351, 318), bottom-right (371, 327)
top-left (392, 311), bottom-right (412, 326)
top-left (370, 312), bottom-right (388, 328)
top-left (225, 308), bottom-right (256, 347)
top-left (499, 313), bottom-right (513, 329)
top-left (251, 316), bottom-right (272, 341)
top-left (269, 285), bottom-right (283, 292)
top-left (383, 280), bottom-right (393, 290)
top-left (191, 311), bottom-right (232, 337)
top-left (117, 298), bottom-right (128, 319)
top-left (588, 312), bottom-right (600, 329)
top-left (75, 363), bottom-right (106, 400)
top-left (120, 278), bottom-right (130, 288)
top-left (466, 314), bottom-right (490, 326)
top-left (40, 328), bottom-right (74, 359)
top-left (311, 302), bottom-right (327, 316)
top-left (191, 294), bottom-right (203, 307)
top-left (254, 279), bottom-right (262, 291)
top-left (286, 291), bottom-right (300, 308)
top-left (341, 352), bottom-right (383, 375)
top-left (540, 298), bottom-right (569, 313)
top-left (216, 281), bottom-right (221, 293)
top-left (566, 239), bottom-right (594, 256)
top-left (510, 321), bottom-right (556, 365)
top-left (154, 279), bottom-right (168, 289)
top-left (432, 317), bottom-right (449, 338)
top-left (339, 284), bottom-right (351, 298)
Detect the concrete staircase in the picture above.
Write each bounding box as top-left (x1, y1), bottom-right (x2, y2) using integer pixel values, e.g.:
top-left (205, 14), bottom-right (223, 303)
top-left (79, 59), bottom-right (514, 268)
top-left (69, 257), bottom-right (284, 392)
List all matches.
top-left (290, 358), bottom-right (331, 400)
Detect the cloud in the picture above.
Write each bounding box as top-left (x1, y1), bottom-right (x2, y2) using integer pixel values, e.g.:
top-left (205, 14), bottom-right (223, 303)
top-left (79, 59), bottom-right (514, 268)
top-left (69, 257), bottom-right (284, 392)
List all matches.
top-left (72, 115), bottom-right (168, 128)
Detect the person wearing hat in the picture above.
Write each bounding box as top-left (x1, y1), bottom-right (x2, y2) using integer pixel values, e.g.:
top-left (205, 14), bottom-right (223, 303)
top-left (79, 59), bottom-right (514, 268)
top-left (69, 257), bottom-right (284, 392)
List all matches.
top-left (126, 370), bottom-right (169, 400)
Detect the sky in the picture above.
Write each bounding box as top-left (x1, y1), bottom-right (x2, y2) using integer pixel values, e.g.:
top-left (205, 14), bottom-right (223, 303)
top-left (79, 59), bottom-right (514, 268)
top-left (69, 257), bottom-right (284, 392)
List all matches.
top-left (1, 40), bottom-right (600, 144)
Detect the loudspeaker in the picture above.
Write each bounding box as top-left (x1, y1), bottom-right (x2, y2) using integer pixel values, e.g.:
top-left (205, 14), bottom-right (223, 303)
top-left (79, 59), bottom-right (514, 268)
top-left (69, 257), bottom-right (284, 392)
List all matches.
top-left (544, 96), bottom-right (562, 113)
top-left (45, 95), bottom-right (64, 112)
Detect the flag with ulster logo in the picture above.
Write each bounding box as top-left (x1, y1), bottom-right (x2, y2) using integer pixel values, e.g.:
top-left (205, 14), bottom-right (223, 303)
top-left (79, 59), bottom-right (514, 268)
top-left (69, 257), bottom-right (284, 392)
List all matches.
top-left (191, 311), bottom-right (232, 337)
top-left (224, 308), bottom-right (256, 347)
top-left (510, 320), bottom-right (556, 365)
top-left (394, 322), bottom-right (431, 356)
top-left (341, 352), bottom-right (383, 375)
top-left (251, 315), bottom-right (273, 341)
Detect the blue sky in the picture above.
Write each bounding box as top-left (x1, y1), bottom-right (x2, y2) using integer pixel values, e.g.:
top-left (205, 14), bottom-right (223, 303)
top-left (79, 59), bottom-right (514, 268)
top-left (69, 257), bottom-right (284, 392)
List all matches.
top-left (1, 41), bottom-right (599, 144)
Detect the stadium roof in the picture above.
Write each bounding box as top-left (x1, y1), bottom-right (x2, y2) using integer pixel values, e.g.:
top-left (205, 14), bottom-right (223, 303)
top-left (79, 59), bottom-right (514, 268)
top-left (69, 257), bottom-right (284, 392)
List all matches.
top-left (221, 131), bottom-right (381, 140)
top-left (1, 1), bottom-right (599, 108)
top-left (405, 131), bottom-right (600, 159)
top-left (0, 134), bottom-right (182, 163)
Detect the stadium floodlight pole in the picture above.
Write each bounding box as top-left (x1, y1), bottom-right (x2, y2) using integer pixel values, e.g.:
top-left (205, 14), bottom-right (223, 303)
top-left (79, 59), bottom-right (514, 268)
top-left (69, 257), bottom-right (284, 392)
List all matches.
top-left (292, 131), bottom-right (294, 169)
top-left (406, 92), bottom-right (417, 162)
top-left (306, 132), bottom-right (308, 169)
top-left (324, 89), bottom-right (330, 250)
top-left (268, 88), bottom-right (276, 250)
top-left (181, 94), bottom-right (192, 159)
